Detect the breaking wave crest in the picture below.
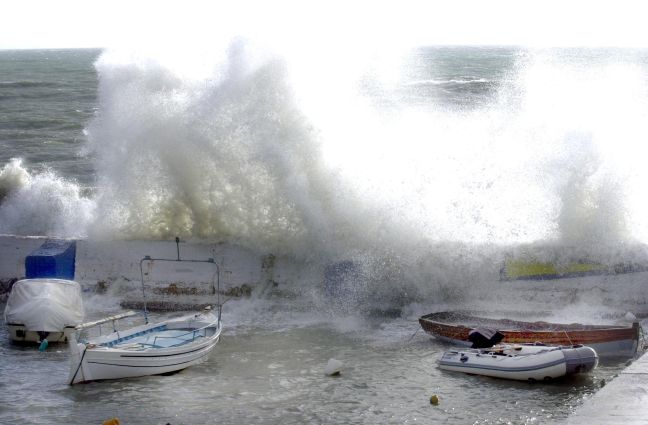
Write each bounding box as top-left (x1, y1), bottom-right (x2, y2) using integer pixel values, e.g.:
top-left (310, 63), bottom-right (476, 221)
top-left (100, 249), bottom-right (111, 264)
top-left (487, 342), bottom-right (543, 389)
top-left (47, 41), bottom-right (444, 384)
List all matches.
top-left (0, 159), bottom-right (95, 237)
top-left (3, 43), bottom-right (648, 281)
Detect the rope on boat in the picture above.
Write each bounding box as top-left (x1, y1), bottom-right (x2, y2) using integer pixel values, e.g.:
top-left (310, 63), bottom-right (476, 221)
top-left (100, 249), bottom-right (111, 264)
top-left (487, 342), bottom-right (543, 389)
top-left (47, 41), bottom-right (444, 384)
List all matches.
top-left (563, 330), bottom-right (574, 346)
top-left (407, 327), bottom-right (421, 344)
top-left (69, 345), bottom-right (88, 385)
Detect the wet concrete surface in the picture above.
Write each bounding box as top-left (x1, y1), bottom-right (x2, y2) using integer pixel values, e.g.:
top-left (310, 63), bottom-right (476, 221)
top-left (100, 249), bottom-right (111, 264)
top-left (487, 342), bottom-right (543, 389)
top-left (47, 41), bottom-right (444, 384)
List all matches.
top-left (561, 351), bottom-right (648, 424)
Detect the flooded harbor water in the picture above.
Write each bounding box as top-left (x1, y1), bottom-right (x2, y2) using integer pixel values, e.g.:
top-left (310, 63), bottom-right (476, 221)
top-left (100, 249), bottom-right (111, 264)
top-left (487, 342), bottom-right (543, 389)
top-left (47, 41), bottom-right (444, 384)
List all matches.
top-left (0, 296), bottom-right (633, 425)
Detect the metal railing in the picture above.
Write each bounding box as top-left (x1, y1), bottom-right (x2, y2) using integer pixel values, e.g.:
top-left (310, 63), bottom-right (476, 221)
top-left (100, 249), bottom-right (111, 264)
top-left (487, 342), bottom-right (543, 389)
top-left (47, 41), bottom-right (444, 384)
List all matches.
top-left (139, 237), bottom-right (222, 325)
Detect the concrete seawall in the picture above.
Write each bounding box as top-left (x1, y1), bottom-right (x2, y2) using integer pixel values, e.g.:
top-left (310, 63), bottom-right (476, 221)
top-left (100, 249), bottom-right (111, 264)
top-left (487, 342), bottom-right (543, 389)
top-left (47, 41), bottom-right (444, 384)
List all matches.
top-left (555, 350), bottom-right (648, 425)
top-left (0, 235), bottom-right (300, 299)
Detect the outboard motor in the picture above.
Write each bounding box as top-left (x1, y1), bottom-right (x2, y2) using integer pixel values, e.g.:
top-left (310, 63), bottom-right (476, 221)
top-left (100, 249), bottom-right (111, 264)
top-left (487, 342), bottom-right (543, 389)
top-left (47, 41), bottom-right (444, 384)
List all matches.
top-left (469, 327), bottom-right (504, 348)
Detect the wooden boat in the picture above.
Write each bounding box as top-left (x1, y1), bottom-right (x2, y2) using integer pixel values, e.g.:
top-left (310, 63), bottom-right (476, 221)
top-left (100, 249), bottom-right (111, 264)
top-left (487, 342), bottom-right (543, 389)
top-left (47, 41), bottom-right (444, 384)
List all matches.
top-left (68, 308), bottom-right (221, 384)
top-left (419, 311), bottom-right (640, 358)
top-left (68, 239), bottom-right (223, 384)
top-left (4, 278), bottom-right (84, 345)
top-left (438, 343), bottom-right (598, 381)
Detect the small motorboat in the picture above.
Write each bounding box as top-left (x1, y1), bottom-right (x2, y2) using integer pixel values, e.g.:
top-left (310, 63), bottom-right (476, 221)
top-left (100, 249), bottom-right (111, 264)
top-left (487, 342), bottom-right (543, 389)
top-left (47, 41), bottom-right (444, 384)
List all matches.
top-left (438, 343), bottom-right (598, 381)
top-left (419, 311), bottom-right (640, 358)
top-left (68, 239), bottom-right (223, 385)
top-left (4, 278), bottom-right (85, 345)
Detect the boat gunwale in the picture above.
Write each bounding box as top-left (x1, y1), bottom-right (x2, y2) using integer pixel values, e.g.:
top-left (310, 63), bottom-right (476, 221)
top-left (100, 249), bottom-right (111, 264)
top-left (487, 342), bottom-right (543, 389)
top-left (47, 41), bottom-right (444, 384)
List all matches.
top-left (419, 311), bottom-right (638, 332)
top-left (97, 316), bottom-right (220, 348)
top-left (85, 314), bottom-right (222, 353)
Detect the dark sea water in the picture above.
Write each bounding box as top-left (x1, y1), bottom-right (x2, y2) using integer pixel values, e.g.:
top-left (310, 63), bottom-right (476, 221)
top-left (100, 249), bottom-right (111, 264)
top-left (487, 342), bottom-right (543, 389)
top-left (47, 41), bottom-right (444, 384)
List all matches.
top-left (0, 49), bottom-right (99, 187)
top-left (2, 45), bottom-right (648, 424)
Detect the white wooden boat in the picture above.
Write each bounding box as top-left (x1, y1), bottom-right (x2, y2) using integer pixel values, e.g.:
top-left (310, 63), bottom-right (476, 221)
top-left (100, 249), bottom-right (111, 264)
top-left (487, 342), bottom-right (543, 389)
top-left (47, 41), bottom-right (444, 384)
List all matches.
top-left (68, 239), bottom-right (223, 385)
top-left (68, 307), bottom-right (221, 384)
top-left (4, 278), bottom-right (84, 345)
top-left (438, 343), bottom-right (598, 381)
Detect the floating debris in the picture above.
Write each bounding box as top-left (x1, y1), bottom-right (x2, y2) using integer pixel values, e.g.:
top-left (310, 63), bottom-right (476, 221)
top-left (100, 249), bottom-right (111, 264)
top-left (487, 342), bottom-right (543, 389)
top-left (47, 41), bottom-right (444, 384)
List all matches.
top-left (430, 394), bottom-right (440, 405)
top-left (324, 358), bottom-right (343, 376)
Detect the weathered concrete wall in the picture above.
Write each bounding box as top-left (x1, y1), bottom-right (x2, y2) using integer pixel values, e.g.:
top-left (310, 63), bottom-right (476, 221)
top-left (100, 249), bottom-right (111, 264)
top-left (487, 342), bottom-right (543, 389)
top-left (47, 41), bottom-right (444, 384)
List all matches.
top-left (75, 239), bottom-right (265, 288)
top-left (0, 235), bottom-right (48, 280)
top-left (0, 235), bottom-right (278, 294)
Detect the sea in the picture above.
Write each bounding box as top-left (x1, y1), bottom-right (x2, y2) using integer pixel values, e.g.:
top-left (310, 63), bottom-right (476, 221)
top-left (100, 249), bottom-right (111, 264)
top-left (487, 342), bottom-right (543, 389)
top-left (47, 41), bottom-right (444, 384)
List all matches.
top-left (2, 44), bottom-right (648, 424)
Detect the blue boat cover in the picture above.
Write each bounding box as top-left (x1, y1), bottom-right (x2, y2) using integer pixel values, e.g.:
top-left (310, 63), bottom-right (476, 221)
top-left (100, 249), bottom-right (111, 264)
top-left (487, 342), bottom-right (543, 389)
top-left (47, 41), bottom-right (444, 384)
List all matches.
top-left (25, 240), bottom-right (76, 279)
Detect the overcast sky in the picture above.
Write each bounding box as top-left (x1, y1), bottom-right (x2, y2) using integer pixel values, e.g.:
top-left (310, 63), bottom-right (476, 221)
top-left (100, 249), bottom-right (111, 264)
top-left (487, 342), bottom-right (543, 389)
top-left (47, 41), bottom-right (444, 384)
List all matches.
top-left (1, 0), bottom-right (647, 50)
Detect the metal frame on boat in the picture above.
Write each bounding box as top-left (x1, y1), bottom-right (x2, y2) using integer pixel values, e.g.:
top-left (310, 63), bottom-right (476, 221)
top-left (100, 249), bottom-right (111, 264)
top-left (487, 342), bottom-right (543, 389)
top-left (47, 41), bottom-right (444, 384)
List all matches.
top-left (419, 311), bottom-right (640, 358)
top-left (68, 238), bottom-right (223, 385)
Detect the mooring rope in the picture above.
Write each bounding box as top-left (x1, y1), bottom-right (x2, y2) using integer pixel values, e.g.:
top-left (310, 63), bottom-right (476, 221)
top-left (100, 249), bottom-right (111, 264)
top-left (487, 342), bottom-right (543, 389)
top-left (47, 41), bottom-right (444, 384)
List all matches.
top-left (69, 345), bottom-right (88, 385)
top-left (563, 330), bottom-right (574, 346)
top-left (407, 327), bottom-right (421, 344)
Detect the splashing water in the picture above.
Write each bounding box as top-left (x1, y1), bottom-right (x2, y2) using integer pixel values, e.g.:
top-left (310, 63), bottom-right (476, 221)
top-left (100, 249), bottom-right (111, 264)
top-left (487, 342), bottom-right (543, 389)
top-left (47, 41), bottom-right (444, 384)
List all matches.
top-left (2, 44), bottom-right (648, 282)
top-left (0, 159), bottom-right (94, 237)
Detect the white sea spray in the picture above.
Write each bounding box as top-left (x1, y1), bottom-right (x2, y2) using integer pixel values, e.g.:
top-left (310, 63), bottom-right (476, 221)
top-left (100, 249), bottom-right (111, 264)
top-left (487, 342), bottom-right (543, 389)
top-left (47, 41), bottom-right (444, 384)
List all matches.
top-left (0, 160), bottom-right (95, 237)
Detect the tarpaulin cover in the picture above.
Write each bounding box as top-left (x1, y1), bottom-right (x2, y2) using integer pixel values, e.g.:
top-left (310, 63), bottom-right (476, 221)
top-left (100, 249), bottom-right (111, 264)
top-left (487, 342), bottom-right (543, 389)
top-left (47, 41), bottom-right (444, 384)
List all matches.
top-left (468, 327), bottom-right (505, 348)
top-left (25, 240), bottom-right (76, 280)
top-left (4, 279), bottom-right (84, 332)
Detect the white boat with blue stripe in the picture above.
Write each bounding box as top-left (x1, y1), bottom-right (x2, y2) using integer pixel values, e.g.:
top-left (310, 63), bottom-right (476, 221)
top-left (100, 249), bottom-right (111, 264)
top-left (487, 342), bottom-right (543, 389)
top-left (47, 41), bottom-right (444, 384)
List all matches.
top-left (438, 343), bottom-right (598, 381)
top-left (68, 239), bottom-right (223, 385)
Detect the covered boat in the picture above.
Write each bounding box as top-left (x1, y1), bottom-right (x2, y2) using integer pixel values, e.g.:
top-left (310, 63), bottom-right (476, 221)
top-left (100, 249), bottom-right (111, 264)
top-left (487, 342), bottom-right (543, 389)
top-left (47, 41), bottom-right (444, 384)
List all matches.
top-left (438, 343), bottom-right (598, 381)
top-left (4, 278), bottom-right (85, 344)
top-left (419, 311), bottom-right (640, 358)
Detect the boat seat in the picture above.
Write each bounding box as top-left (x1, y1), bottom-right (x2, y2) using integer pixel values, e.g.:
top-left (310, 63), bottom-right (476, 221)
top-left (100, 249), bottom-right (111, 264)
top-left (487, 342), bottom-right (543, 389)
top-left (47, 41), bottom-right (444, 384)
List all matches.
top-left (101, 325), bottom-right (167, 347)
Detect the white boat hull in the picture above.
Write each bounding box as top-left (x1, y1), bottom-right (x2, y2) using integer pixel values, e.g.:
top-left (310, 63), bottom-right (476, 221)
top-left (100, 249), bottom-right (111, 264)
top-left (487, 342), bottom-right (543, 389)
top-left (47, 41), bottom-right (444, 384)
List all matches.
top-left (4, 278), bottom-right (85, 345)
top-left (438, 344), bottom-right (598, 381)
top-left (69, 310), bottom-right (221, 384)
top-left (7, 324), bottom-right (75, 343)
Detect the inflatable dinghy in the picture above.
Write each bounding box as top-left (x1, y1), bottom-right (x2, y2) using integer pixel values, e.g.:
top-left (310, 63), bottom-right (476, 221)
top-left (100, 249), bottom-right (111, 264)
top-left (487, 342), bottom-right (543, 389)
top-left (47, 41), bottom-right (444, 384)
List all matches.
top-left (438, 343), bottom-right (598, 381)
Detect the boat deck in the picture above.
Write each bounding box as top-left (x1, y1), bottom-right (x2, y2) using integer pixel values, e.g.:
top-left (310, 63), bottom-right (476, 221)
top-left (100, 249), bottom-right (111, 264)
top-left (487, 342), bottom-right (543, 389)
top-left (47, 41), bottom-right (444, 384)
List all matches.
top-left (102, 326), bottom-right (206, 349)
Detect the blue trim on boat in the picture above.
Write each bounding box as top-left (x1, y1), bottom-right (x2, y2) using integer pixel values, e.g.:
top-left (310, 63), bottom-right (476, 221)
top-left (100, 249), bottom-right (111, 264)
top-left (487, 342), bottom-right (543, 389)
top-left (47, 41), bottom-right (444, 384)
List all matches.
top-left (87, 355), bottom-right (207, 368)
top-left (118, 343), bottom-right (215, 358)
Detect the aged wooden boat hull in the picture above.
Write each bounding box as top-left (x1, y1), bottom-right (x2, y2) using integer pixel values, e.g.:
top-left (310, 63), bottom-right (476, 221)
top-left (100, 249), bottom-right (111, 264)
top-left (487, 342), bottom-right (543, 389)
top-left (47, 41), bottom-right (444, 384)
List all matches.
top-left (419, 311), bottom-right (640, 358)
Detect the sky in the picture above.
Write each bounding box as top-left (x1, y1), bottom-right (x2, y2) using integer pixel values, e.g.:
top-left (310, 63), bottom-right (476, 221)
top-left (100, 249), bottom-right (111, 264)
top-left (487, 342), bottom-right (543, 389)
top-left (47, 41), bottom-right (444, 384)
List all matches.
top-left (1, 0), bottom-right (647, 50)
